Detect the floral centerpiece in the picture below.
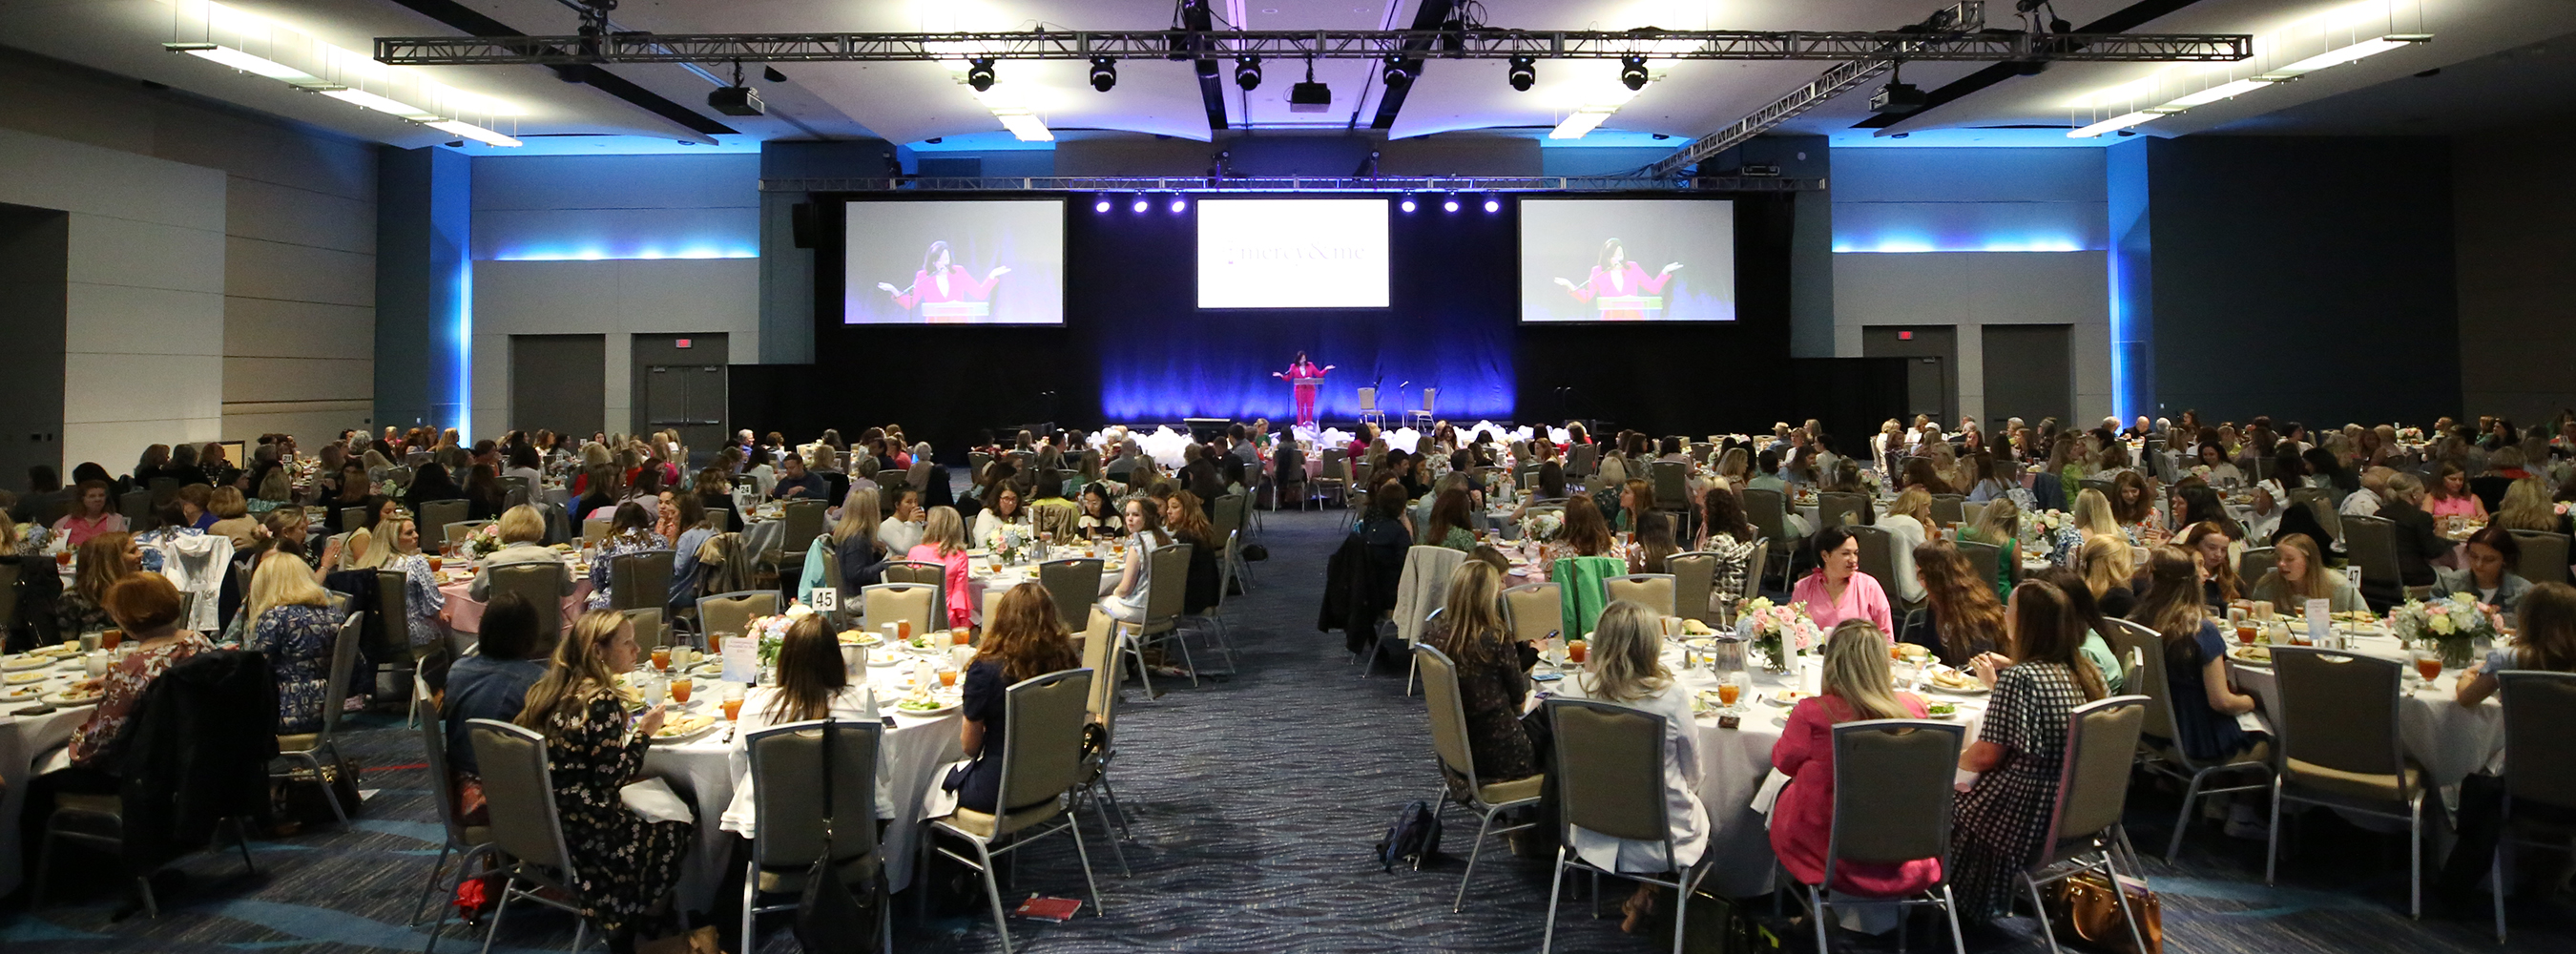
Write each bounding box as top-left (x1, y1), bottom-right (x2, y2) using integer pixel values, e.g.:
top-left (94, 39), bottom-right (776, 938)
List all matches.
top-left (1733, 597), bottom-right (1821, 674)
top-left (984, 523), bottom-right (1034, 564)
top-left (460, 522), bottom-right (506, 560)
top-left (2020, 508), bottom-right (2072, 560)
top-left (2397, 426), bottom-right (2425, 444)
top-left (2390, 593), bottom-right (2498, 668)
top-left (1519, 509), bottom-right (1563, 543)
top-left (1859, 468), bottom-right (1887, 496)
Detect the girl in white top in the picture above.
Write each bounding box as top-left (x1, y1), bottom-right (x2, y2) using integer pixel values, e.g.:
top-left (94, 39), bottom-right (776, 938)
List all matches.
top-left (1569, 601), bottom-right (1708, 932)
top-left (1097, 498), bottom-right (1171, 622)
top-left (877, 487), bottom-right (925, 555)
top-left (720, 614), bottom-right (877, 836)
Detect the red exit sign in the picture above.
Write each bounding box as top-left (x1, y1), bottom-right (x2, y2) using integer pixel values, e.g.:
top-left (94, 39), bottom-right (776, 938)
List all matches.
top-left (675, 338), bottom-right (693, 348)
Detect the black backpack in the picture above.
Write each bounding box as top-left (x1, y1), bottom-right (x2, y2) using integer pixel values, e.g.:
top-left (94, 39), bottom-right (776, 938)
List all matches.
top-left (1373, 799), bottom-right (1443, 872)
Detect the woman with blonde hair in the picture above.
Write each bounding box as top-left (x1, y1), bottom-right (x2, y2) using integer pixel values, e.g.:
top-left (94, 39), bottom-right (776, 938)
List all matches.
top-left (2247, 532), bottom-right (2364, 614)
top-left (2069, 488), bottom-right (2124, 544)
top-left (2496, 477), bottom-right (2570, 534)
top-left (831, 486), bottom-right (889, 593)
top-left (905, 506), bottom-right (975, 631)
top-left (1880, 487), bottom-right (1935, 604)
top-left (2076, 534), bottom-right (2137, 617)
top-left (515, 610), bottom-right (692, 948)
top-left (1570, 601), bottom-right (1706, 934)
top-left (469, 505), bottom-right (571, 600)
top-left (1772, 618), bottom-right (1939, 902)
top-left (371, 515), bottom-right (448, 652)
top-left (245, 550), bottom-right (344, 733)
top-left (951, 582), bottom-right (1082, 812)
top-left (1903, 541), bottom-right (2004, 667)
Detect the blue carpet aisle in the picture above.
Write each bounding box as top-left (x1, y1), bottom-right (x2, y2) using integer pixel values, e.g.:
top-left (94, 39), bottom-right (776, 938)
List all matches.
top-left (4, 507), bottom-right (2572, 952)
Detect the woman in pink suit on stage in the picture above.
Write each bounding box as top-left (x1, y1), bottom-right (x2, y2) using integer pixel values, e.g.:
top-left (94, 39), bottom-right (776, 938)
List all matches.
top-left (1273, 352), bottom-right (1334, 428)
top-left (875, 239), bottom-right (1011, 322)
top-left (1552, 238), bottom-right (1681, 321)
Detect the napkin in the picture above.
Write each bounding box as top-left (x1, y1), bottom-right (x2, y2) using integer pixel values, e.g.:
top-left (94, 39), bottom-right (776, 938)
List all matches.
top-left (620, 778), bottom-right (696, 824)
top-left (1751, 768), bottom-right (1793, 822)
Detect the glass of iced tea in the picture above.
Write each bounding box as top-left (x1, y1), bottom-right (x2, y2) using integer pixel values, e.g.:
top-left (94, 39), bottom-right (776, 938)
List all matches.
top-left (897, 620), bottom-right (913, 642)
top-left (670, 677), bottom-right (692, 704)
top-left (2236, 621), bottom-right (2257, 644)
top-left (101, 629), bottom-right (122, 651)
top-left (1716, 681), bottom-right (1741, 706)
top-left (55, 551), bottom-right (73, 569)
top-left (2412, 651), bottom-right (2442, 685)
top-left (953, 628), bottom-right (972, 646)
top-left (939, 668), bottom-right (958, 689)
top-left (720, 696), bottom-right (743, 720)
top-left (1568, 640), bottom-right (1589, 664)
top-left (652, 647), bottom-right (671, 671)
top-left (428, 555), bottom-right (443, 573)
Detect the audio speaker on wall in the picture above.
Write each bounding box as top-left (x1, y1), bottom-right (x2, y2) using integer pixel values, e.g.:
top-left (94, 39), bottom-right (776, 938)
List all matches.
top-left (790, 201), bottom-right (820, 249)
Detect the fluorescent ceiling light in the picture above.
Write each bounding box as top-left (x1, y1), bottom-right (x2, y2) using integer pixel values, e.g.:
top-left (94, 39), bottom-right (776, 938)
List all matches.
top-left (2067, 111), bottom-right (2162, 138)
top-left (2159, 77), bottom-right (2282, 109)
top-left (993, 110), bottom-right (1053, 142)
top-left (163, 42), bottom-right (317, 82)
top-left (425, 119), bottom-right (522, 147)
top-left (1549, 109), bottom-right (1615, 140)
top-left (313, 85), bottom-right (443, 121)
top-left (2257, 33), bottom-right (2431, 80)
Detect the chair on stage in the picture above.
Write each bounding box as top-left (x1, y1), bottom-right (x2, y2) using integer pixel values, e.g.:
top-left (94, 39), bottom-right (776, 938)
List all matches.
top-left (1406, 387), bottom-right (1437, 432)
top-left (1357, 387), bottom-right (1386, 429)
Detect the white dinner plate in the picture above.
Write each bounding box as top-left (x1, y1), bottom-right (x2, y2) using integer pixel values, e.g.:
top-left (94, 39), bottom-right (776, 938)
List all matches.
top-left (42, 690), bottom-right (103, 708)
top-left (650, 716), bottom-right (724, 745)
top-left (891, 700), bottom-right (960, 717)
top-left (1, 656), bottom-right (52, 672)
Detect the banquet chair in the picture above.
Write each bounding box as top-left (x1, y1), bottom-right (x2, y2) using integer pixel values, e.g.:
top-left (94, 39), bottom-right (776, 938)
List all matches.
top-left (1954, 540), bottom-right (2005, 601)
top-left (1075, 625), bottom-right (1135, 873)
top-left (1665, 552), bottom-right (1718, 627)
top-left (1962, 501), bottom-right (1989, 528)
top-left (580, 517), bottom-right (612, 548)
top-left (373, 569), bottom-right (425, 719)
top-left (620, 607), bottom-right (669, 653)
top-left (2489, 670), bottom-right (2576, 941)
top-left (1039, 558), bottom-right (1107, 631)
top-left (1736, 542), bottom-right (1771, 622)
top-left (408, 700), bottom-right (494, 944)
top-left (1212, 493), bottom-right (1254, 589)
top-left (148, 476), bottom-right (181, 508)
top-left (1849, 525), bottom-right (1923, 628)
top-left (1928, 493), bottom-right (1966, 527)
top-left (1383, 545), bottom-right (1465, 691)
top-left (923, 668), bottom-right (1105, 954)
top-left (1603, 573), bottom-right (1677, 618)
top-left (2267, 645), bottom-right (2427, 917)
top-left (860, 583), bottom-right (937, 641)
top-left (1776, 716), bottom-right (1971, 954)
top-left (500, 476), bottom-right (532, 508)
top-left (1741, 487), bottom-right (1795, 590)
top-left (2238, 547), bottom-right (2278, 591)
top-left (1818, 492), bottom-right (1872, 530)
top-left (1273, 446), bottom-right (1309, 512)
top-left (1181, 530), bottom-right (1244, 676)
top-left (419, 499), bottom-right (470, 534)
top-left (1541, 699), bottom-right (1716, 954)
top-left (1566, 444), bottom-right (1597, 483)
top-left (881, 561), bottom-right (947, 622)
top-left (120, 488), bottom-right (156, 531)
top-left (488, 563), bottom-right (569, 649)
top-left (1406, 386), bottom-right (1437, 431)
top-left (465, 718), bottom-right (601, 953)
top-left (384, 466), bottom-right (415, 488)
top-left (968, 451), bottom-right (995, 491)
top-left (2021, 695), bottom-right (2154, 954)
top-left (442, 520), bottom-right (491, 549)
top-left (2102, 618), bottom-right (2274, 861)
top-left (1503, 582), bottom-right (1563, 647)
top-left (696, 589), bottom-right (779, 641)
top-left (1649, 462), bottom-right (1693, 535)
top-left (2286, 487), bottom-right (2343, 544)
top-left (1415, 644), bottom-right (1543, 912)
top-left (609, 550), bottom-right (675, 612)
top-left (32, 677), bottom-right (264, 919)
top-left (1117, 543), bottom-right (1196, 696)
top-left (1315, 449), bottom-right (1350, 508)
top-left (340, 506), bottom-right (372, 534)
top-left (774, 499), bottom-right (830, 575)
top-left (2342, 515), bottom-right (2401, 595)
top-left (742, 718), bottom-right (890, 954)
top-left (2506, 529), bottom-right (2570, 586)
top-left (272, 611), bottom-right (366, 826)
top-left (1356, 386), bottom-right (1385, 429)
top-left (2079, 478), bottom-right (2115, 500)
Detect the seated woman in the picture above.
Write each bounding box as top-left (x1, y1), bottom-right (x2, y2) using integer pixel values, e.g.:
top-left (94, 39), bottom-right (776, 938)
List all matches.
top-left (1072, 485), bottom-right (1116, 541)
top-left (244, 549), bottom-right (347, 735)
top-left (1901, 541), bottom-right (2003, 668)
top-left (905, 507), bottom-right (977, 633)
top-left (2432, 525), bottom-right (2534, 614)
top-left (1626, 510), bottom-right (1680, 575)
top-left (442, 591), bottom-right (546, 820)
top-left (971, 484), bottom-right (1028, 544)
top-left (52, 479), bottom-right (128, 548)
top-left (1956, 497), bottom-right (2022, 600)
top-left (2129, 547), bottom-right (2266, 830)
top-left (2179, 520), bottom-right (2243, 611)
top-left (2424, 463), bottom-right (2488, 522)
top-left (205, 487), bottom-right (261, 548)
top-left (1792, 525), bottom-right (1893, 636)
top-left (55, 531), bottom-right (141, 639)
top-left (1419, 486), bottom-right (1481, 553)
top-left (2196, 443), bottom-right (2244, 486)
top-left (2496, 477), bottom-right (2573, 536)
top-left (1694, 485), bottom-right (1761, 610)
top-left (1948, 579), bottom-right (2109, 923)
top-left (1568, 601), bottom-right (1707, 935)
top-left (469, 506), bottom-right (572, 601)
top-left (2441, 581), bottom-right (2576, 901)
top-left (1610, 477), bottom-right (1654, 533)
top-left (24, 575), bottom-right (214, 860)
top-left (1963, 452), bottom-right (2014, 503)
top-left (1880, 487), bottom-right (1935, 606)
top-left (2028, 567), bottom-right (2126, 694)
top-left (829, 487), bottom-right (889, 595)
top-left (2077, 535), bottom-right (2138, 619)
top-left (513, 611), bottom-right (692, 949)
top-left (1773, 618), bottom-right (1940, 898)
top-left (585, 501), bottom-right (668, 611)
top-left (951, 582), bottom-right (1082, 813)
top-left (2248, 532), bottom-right (2366, 614)
top-left (1427, 562), bottom-right (1543, 783)
top-left (1507, 463), bottom-right (1571, 524)
top-left (721, 613), bottom-right (876, 835)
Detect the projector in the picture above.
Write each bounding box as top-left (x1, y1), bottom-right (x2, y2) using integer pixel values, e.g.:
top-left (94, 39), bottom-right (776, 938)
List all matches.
top-left (1869, 82), bottom-right (1925, 114)
top-left (1288, 80), bottom-right (1332, 113)
top-left (707, 86), bottom-right (764, 116)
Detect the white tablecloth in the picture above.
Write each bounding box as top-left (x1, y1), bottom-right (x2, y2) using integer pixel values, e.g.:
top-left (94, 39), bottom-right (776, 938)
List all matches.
top-left (635, 651), bottom-right (968, 914)
top-left (2223, 633), bottom-right (2504, 787)
top-left (0, 653), bottom-right (101, 896)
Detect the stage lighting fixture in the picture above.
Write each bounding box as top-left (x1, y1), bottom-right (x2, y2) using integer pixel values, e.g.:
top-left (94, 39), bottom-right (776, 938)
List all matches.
top-left (1506, 55), bottom-right (1537, 92)
top-left (1095, 197), bottom-right (1111, 213)
top-left (1442, 194), bottom-right (1459, 213)
top-left (1132, 195), bottom-right (1150, 213)
top-left (1870, 81), bottom-right (1926, 114)
top-left (1089, 57), bottom-right (1118, 92)
top-left (966, 58), bottom-right (996, 92)
top-left (1618, 56), bottom-right (1650, 92)
top-left (1289, 58), bottom-right (1331, 113)
top-left (1170, 195), bottom-right (1189, 213)
top-left (1400, 195), bottom-right (1417, 213)
top-left (1483, 196), bottom-right (1500, 213)
top-left (707, 85), bottom-right (763, 116)
top-left (1382, 56), bottom-right (1417, 87)
top-left (1236, 56), bottom-right (1262, 91)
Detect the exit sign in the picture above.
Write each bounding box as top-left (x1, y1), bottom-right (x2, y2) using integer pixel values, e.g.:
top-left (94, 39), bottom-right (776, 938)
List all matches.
top-left (675, 338), bottom-right (693, 348)
top-left (1898, 330), bottom-right (1913, 341)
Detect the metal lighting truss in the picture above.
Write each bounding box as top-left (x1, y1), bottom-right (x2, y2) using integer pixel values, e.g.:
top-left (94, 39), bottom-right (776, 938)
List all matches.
top-left (758, 176), bottom-right (1823, 194)
top-left (374, 29), bottom-right (2248, 68)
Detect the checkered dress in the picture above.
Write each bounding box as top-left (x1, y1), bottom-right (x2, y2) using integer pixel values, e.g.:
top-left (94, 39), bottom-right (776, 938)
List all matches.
top-left (1948, 660), bottom-right (2084, 922)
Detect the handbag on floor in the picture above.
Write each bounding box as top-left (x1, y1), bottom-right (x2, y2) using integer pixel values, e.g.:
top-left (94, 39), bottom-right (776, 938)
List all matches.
top-left (2046, 872), bottom-right (2162, 954)
top-left (794, 718), bottom-right (878, 953)
top-left (1373, 799), bottom-right (1443, 872)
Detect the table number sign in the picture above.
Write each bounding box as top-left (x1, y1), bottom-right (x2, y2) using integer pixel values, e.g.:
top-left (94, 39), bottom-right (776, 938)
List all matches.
top-left (2306, 598), bottom-right (2333, 647)
top-left (721, 635), bottom-right (758, 683)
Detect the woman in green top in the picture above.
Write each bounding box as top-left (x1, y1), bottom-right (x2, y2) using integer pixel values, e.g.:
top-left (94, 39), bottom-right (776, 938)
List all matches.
top-left (1420, 486), bottom-right (1481, 553)
top-left (1956, 496), bottom-right (2022, 599)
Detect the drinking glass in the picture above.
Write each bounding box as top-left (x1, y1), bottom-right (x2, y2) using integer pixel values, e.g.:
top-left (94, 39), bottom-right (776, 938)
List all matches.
top-left (2412, 650), bottom-right (2443, 686)
top-left (651, 647), bottom-right (671, 672)
top-left (1568, 640), bottom-right (1589, 664)
top-left (101, 630), bottom-right (122, 651)
top-left (721, 696), bottom-right (743, 720)
top-left (939, 668), bottom-right (959, 689)
top-left (1716, 681), bottom-right (1741, 707)
top-left (953, 628), bottom-right (972, 646)
top-left (670, 677), bottom-right (693, 704)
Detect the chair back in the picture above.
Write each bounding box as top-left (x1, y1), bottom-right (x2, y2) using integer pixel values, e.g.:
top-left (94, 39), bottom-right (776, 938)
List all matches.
top-left (1963, 501), bottom-right (1989, 527)
top-left (2080, 478), bottom-right (2116, 499)
top-left (1603, 573), bottom-right (1676, 618)
top-left (1928, 493), bottom-right (1966, 526)
top-left (2506, 530), bottom-right (2571, 586)
top-left (149, 476), bottom-right (182, 508)
top-left (419, 499), bottom-right (470, 533)
top-left (1357, 386), bottom-right (1378, 412)
top-left (2341, 514), bottom-right (2400, 588)
top-left (1818, 492), bottom-right (1871, 529)
top-left (1079, 616), bottom-right (1121, 731)
top-left (706, 508), bottom-right (731, 532)
top-left (1953, 539), bottom-right (2005, 597)
top-left (1144, 543), bottom-right (1193, 622)
top-left (386, 466), bottom-right (415, 488)
top-left (465, 719), bottom-right (575, 870)
top-left (906, 460), bottom-right (935, 491)
top-left (1211, 493), bottom-right (1248, 541)
top-left (2272, 645), bottom-right (2412, 802)
top-left (340, 506), bottom-right (372, 534)
top-left (621, 607), bottom-right (667, 651)
top-left (1038, 558), bottom-right (1106, 632)
top-left (1413, 645), bottom-right (1489, 797)
top-left (995, 669), bottom-right (1094, 813)
top-left (747, 718), bottom-right (883, 871)
top-left (1275, 446), bottom-right (1307, 486)
top-left (1502, 582), bottom-right (1562, 644)
top-left (1666, 552), bottom-right (1718, 625)
top-left (779, 500), bottom-right (830, 555)
top-left (968, 452), bottom-right (995, 487)
top-left (580, 517), bottom-right (613, 548)
top-left (2238, 546), bottom-right (2278, 588)
top-left (118, 488), bottom-right (156, 530)
top-left (443, 520), bottom-right (491, 548)
top-left (2496, 671), bottom-right (2576, 811)
top-left (1567, 444), bottom-right (1597, 479)
top-left (883, 560), bottom-right (944, 587)
top-left (697, 590), bottom-right (779, 639)
top-left (312, 611), bottom-right (365, 741)
top-left (1827, 719), bottom-right (1966, 869)
top-left (414, 699), bottom-right (473, 846)
top-left (374, 569), bottom-right (414, 659)
top-left (1031, 503), bottom-right (1080, 542)
top-left (861, 583), bottom-right (938, 636)
top-left (488, 563), bottom-right (568, 643)
top-left (1848, 525), bottom-right (1897, 594)
top-left (2102, 618), bottom-right (2187, 762)
top-left (610, 550), bottom-right (675, 612)
top-left (1548, 699), bottom-right (1674, 846)
top-left (1741, 541), bottom-right (1770, 600)
top-left (501, 477), bottom-right (533, 508)
top-left (1649, 461), bottom-right (1690, 511)
top-left (1742, 487), bottom-right (1788, 542)
top-left (2039, 696), bottom-right (2150, 867)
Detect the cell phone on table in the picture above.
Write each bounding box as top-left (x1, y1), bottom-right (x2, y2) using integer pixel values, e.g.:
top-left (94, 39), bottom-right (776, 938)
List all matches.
top-left (1532, 672), bottom-right (1564, 682)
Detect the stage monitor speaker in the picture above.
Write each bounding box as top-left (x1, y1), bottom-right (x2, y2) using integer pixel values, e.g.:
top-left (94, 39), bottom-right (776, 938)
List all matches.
top-left (790, 201), bottom-right (820, 248)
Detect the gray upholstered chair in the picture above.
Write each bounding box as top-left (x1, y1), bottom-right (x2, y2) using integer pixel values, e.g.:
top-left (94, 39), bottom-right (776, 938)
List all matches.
top-left (2267, 645), bottom-right (2426, 917)
top-left (1818, 491), bottom-right (1873, 531)
top-left (1415, 644), bottom-right (1542, 911)
top-left (1779, 716), bottom-right (1971, 954)
top-left (1928, 493), bottom-right (1966, 526)
top-left (741, 718), bottom-right (888, 953)
top-left (441, 520), bottom-right (491, 549)
top-left (1604, 573), bottom-right (1677, 618)
top-left (2237, 546), bottom-right (2278, 591)
top-left (860, 583), bottom-right (938, 640)
top-left (464, 718), bottom-right (598, 950)
top-left (273, 611), bottom-right (366, 825)
top-left (1075, 625), bottom-right (1134, 874)
top-left (1664, 552), bottom-right (1718, 626)
top-left (2023, 695), bottom-right (2154, 954)
top-left (2341, 514), bottom-right (2400, 593)
top-left (696, 589), bottom-right (779, 640)
top-left (1116, 543), bottom-right (1195, 696)
top-left (2490, 670), bottom-right (2576, 941)
top-left (1038, 558), bottom-right (1107, 632)
top-left (487, 562), bottom-right (570, 648)
top-left (417, 499), bottom-right (470, 535)
top-left (609, 549), bottom-right (675, 612)
top-left (1541, 698), bottom-right (1714, 954)
top-left (2102, 618), bottom-right (2274, 861)
top-left (1503, 581), bottom-right (1562, 646)
top-left (923, 669), bottom-right (1104, 954)
top-left (408, 699), bottom-right (494, 945)
top-left (2506, 529), bottom-right (2570, 586)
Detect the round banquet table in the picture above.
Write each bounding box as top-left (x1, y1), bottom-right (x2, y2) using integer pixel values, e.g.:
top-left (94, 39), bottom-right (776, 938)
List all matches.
top-left (1546, 641), bottom-right (1992, 898)
top-left (0, 650), bottom-right (95, 896)
top-left (957, 545), bottom-right (1127, 628)
top-left (637, 647), bottom-right (967, 914)
top-left (2222, 630), bottom-right (2504, 788)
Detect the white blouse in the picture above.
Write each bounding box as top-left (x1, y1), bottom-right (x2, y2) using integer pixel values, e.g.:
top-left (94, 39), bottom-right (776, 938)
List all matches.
top-left (719, 685), bottom-right (878, 837)
top-left (1565, 681), bottom-right (1708, 874)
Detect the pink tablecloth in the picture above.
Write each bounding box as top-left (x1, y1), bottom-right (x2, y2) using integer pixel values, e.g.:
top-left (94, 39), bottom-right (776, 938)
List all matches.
top-left (440, 576), bottom-right (594, 635)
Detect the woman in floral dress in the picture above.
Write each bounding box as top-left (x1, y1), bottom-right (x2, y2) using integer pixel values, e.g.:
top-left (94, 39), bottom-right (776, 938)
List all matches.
top-left (1947, 579), bottom-right (2107, 922)
top-left (243, 550), bottom-right (346, 735)
top-left (514, 610), bottom-right (691, 944)
top-left (375, 516), bottom-right (448, 652)
top-left (586, 500), bottom-right (668, 611)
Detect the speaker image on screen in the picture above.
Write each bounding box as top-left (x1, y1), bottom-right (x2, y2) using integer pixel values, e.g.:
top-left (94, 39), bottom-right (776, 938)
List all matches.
top-left (842, 198), bottom-right (1065, 324)
top-left (1518, 198), bottom-right (1736, 323)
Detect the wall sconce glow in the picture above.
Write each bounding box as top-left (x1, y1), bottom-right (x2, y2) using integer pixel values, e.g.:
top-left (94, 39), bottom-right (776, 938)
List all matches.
top-left (2068, 111), bottom-right (2166, 138)
top-left (163, 42), bottom-right (316, 82)
top-left (2257, 33), bottom-right (2432, 80)
top-left (424, 119), bottom-right (521, 147)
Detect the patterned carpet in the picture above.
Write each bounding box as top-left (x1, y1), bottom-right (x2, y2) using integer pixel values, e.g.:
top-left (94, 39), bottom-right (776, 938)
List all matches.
top-left (3, 507), bottom-right (2571, 952)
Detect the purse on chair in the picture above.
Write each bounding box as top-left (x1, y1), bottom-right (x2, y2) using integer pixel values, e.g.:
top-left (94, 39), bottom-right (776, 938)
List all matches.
top-left (794, 719), bottom-right (876, 953)
top-left (2048, 872), bottom-right (2162, 954)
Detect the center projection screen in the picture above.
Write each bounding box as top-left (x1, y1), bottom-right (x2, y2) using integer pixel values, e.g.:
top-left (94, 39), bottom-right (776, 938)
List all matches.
top-left (1196, 198), bottom-right (1390, 309)
top-left (1518, 197), bottom-right (1736, 322)
top-left (843, 198), bottom-right (1065, 324)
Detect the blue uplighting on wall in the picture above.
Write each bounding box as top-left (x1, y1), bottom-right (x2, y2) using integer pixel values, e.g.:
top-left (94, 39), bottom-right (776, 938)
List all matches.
top-left (488, 247), bottom-right (758, 261)
top-left (1832, 236), bottom-right (2089, 253)
top-left (455, 267), bottom-right (473, 442)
